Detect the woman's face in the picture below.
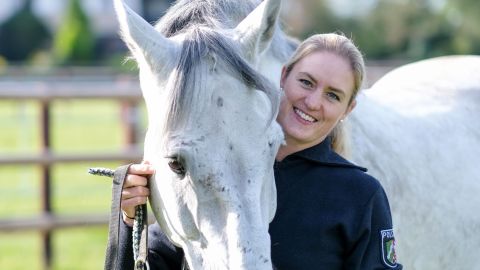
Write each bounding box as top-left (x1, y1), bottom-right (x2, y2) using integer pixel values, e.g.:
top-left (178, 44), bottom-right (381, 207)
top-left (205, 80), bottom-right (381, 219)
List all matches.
top-left (277, 51), bottom-right (357, 151)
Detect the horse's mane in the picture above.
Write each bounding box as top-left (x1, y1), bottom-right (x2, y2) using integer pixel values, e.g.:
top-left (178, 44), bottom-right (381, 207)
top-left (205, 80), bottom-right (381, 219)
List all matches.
top-left (155, 0), bottom-right (298, 62)
top-left (155, 0), bottom-right (260, 34)
top-left (165, 27), bottom-right (279, 131)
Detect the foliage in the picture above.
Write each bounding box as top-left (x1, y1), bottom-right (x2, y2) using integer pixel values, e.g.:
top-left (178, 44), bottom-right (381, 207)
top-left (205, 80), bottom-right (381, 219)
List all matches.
top-left (0, 0), bottom-right (50, 62)
top-left (52, 0), bottom-right (95, 65)
top-left (298, 0), bottom-right (480, 60)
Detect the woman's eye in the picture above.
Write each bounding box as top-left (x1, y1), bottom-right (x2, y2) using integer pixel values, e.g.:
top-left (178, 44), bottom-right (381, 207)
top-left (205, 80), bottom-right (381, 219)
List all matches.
top-left (168, 158), bottom-right (185, 175)
top-left (326, 92), bottom-right (340, 102)
top-left (299, 79), bottom-right (313, 88)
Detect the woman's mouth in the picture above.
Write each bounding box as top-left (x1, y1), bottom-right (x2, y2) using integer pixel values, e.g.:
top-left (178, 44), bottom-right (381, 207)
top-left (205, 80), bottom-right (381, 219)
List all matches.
top-left (294, 107), bottom-right (317, 123)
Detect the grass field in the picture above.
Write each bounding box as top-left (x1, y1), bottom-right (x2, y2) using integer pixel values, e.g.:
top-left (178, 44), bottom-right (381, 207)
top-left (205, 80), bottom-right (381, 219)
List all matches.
top-left (0, 99), bottom-right (146, 269)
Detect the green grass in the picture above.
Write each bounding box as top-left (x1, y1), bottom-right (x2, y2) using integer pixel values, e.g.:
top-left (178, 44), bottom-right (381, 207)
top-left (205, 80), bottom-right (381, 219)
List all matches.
top-left (0, 99), bottom-right (146, 269)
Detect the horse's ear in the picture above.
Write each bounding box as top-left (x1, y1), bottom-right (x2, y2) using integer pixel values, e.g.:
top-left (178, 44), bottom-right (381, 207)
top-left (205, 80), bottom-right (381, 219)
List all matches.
top-left (233, 0), bottom-right (282, 64)
top-left (114, 0), bottom-right (177, 69)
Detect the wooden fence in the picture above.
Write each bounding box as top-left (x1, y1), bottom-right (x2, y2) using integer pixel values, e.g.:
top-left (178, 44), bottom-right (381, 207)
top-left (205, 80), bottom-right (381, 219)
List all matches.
top-left (0, 73), bottom-right (144, 270)
top-left (0, 63), bottom-right (399, 270)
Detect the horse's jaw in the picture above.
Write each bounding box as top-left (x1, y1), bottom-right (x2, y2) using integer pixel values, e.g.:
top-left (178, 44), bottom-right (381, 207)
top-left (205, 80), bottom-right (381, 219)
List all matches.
top-left (181, 222), bottom-right (273, 270)
top-left (148, 163), bottom-right (276, 270)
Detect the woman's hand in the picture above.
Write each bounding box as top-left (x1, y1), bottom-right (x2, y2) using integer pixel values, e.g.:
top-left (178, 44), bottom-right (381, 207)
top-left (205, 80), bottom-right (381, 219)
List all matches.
top-left (121, 161), bottom-right (155, 226)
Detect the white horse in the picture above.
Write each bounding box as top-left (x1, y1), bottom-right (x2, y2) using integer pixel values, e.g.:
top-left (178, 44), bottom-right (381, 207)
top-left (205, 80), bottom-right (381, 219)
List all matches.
top-left (349, 55), bottom-right (480, 270)
top-left (114, 0), bottom-right (293, 268)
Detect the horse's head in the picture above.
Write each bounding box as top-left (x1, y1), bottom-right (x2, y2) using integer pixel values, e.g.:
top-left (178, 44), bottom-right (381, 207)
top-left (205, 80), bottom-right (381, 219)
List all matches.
top-left (114, 0), bottom-right (284, 268)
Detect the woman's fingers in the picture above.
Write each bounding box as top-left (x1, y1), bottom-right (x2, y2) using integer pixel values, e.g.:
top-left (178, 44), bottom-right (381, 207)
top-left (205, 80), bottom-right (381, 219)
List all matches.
top-left (128, 163), bottom-right (155, 176)
top-left (121, 186), bottom-right (150, 199)
top-left (120, 162), bottom-right (153, 226)
top-left (121, 196), bottom-right (149, 209)
top-left (123, 174), bottom-right (148, 188)
top-left (121, 186), bottom-right (149, 218)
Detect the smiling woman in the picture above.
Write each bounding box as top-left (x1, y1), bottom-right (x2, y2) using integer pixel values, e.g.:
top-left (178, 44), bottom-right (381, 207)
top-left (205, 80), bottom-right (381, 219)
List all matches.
top-left (267, 33), bottom-right (402, 270)
top-left (276, 51), bottom-right (355, 160)
top-left (276, 33), bottom-right (363, 161)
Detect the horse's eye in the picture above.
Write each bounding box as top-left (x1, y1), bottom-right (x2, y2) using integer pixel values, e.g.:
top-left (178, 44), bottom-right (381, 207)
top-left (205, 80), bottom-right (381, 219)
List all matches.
top-left (168, 158), bottom-right (185, 175)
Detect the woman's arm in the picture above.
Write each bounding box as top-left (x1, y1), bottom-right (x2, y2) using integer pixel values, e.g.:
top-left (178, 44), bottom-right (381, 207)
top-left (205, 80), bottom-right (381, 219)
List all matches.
top-left (345, 186), bottom-right (403, 270)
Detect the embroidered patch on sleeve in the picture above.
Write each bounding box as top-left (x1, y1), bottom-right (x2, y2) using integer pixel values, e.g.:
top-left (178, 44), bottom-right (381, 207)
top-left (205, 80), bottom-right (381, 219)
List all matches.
top-left (380, 229), bottom-right (398, 268)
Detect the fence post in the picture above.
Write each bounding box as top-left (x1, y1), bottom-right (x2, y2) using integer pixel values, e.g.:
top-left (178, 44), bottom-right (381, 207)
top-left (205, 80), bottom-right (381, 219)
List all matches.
top-left (40, 100), bottom-right (52, 270)
top-left (121, 100), bottom-right (141, 151)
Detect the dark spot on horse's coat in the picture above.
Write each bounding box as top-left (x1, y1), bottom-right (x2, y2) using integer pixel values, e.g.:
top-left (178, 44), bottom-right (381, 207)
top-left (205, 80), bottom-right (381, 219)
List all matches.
top-left (181, 140), bottom-right (196, 146)
top-left (248, 179), bottom-right (251, 184)
top-left (268, 141), bottom-right (273, 147)
top-left (217, 97), bottom-right (224, 107)
top-left (197, 136), bottom-right (205, 142)
top-left (259, 255), bottom-right (269, 263)
top-left (229, 144), bottom-right (233, 150)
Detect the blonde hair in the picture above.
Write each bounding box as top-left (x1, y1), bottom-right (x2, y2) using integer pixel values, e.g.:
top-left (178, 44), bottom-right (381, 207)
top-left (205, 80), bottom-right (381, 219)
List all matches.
top-left (283, 33), bottom-right (366, 157)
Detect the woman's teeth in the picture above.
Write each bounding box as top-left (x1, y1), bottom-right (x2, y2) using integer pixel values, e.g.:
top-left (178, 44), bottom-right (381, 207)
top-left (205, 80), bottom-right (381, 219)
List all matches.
top-left (294, 108), bottom-right (316, 123)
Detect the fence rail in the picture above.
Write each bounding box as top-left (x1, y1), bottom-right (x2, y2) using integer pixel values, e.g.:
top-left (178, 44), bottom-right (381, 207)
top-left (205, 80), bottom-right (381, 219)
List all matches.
top-left (0, 214), bottom-right (110, 232)
top-left (0, 149), bottom-right (143, 165)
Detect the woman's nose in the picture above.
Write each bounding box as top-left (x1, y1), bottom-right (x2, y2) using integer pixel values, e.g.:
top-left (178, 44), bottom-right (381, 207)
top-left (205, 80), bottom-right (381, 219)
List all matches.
top-left (304, 90), bottom-right (323, 111)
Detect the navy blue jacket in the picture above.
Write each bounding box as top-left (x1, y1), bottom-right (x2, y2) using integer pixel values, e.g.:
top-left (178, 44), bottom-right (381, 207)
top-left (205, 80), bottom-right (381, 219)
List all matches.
top-left (118, 138), bottom-right (402, 269)
top-left (270, 138), bottom-right (402, 269)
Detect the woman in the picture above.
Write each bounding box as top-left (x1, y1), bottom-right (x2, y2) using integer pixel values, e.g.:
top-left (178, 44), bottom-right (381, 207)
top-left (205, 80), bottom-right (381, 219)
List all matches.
top-left (119, 33), bottom-right (402, 269)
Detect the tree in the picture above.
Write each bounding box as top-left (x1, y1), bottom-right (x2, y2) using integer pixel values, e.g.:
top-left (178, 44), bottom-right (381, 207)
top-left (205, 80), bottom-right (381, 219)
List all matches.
top-left (53, 0), bottom-right (95, 65)
top-left (0, 0), bottom-right (50, 62)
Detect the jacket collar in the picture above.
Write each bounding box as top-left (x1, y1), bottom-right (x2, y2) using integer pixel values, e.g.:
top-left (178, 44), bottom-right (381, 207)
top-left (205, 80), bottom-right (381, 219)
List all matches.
top-left (283, 137), bottom-right (367, 172)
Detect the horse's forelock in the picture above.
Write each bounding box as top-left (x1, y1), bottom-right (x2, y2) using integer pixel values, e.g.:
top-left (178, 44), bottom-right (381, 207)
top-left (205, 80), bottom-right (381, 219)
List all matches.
top-left (165, 27), bottom-right (279, 132)
top-left (155, 0), bottom-right (297, 62)
top-left (155, 0), bottom-right (260, 36)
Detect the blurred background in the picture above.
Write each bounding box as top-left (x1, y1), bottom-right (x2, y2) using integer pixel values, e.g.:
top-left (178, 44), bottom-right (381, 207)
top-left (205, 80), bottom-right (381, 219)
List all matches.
top-left (0, 0), bottom-right (478, 269)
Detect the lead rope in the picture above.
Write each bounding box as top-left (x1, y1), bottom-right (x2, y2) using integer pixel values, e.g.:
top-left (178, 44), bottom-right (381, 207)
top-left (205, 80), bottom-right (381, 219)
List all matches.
top-left (133, 204), bottom-right (149, 270)
top-left (89, 166), bottom-right (149, 270)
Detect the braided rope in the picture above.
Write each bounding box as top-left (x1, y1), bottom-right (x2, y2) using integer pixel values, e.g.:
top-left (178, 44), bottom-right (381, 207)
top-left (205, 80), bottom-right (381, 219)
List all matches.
top-left (132, 205), bottom-right (144, 260)
top-left (88, 167), bottom-right (115, 178)
top-left (88, 167), bottom-right (148, 269)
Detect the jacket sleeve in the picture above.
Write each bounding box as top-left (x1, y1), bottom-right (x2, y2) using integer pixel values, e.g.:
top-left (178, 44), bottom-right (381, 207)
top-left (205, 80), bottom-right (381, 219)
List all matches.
top-left (117, 221), bottom-right (184, 270)
top-left (345, 186), bottom-right (403, 270)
